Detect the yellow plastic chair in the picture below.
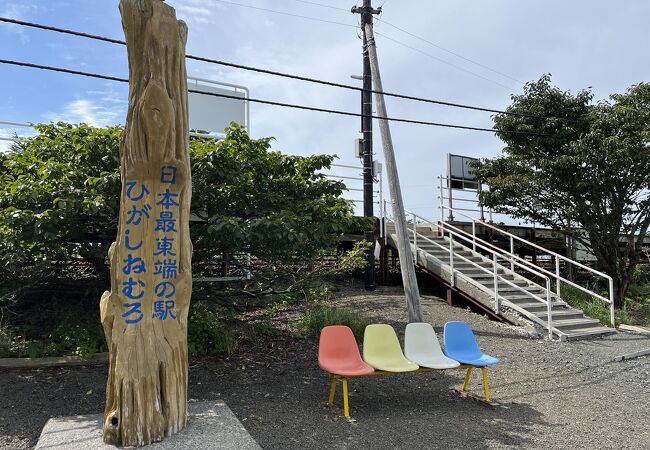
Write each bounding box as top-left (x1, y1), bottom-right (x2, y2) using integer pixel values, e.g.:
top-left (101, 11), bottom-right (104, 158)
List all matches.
top-left (363, 324), bottom-right (419, 372)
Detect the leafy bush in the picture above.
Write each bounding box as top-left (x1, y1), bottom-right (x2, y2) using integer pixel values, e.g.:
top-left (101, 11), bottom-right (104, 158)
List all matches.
top-left (44, 318), bottom-right (106, 358)
top-left (298, 304), bottom-right (369, 341)
top-left (0, 324), bottom-right (12, 358)
top-left (187, 303), bottom-right (234, 358)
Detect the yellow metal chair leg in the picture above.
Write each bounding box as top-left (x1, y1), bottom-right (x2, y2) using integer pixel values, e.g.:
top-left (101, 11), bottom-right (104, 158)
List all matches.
top-left (327, 375), bottom-right (338, 405)
top-left (481, 367), bottom-right (491, 402)
top-left (462, 367), bottom-right (473, 392)
top-left (341, 377), bottom-right (350, 418)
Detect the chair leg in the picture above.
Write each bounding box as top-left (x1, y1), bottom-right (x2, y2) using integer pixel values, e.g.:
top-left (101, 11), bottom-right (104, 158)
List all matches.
top-left (481, 367), bottom-right (491, 402)
top-left (327, 375), bottom-right (338, 405)
top-left (341, 377), bottom-right (350, 418)
top-left (462, 367), bottom-right (473, 392)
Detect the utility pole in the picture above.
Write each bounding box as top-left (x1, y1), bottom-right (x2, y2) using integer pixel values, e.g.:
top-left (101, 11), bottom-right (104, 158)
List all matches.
top-left (352, 0), bottom-right (381, 291)
top-left (363, 19), bottom-right (424, 322)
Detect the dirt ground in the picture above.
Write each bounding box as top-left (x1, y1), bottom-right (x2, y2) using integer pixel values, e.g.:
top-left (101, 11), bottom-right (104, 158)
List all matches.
top-left (1, 289), bottom-right (650, 449)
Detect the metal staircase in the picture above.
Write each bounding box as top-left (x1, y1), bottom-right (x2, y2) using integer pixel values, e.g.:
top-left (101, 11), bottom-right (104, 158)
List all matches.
top-left (383, 208), bottom-right (616, 341)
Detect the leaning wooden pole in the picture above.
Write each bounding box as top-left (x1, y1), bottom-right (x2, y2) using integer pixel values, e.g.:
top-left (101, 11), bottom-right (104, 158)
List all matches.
top-left (99, 0), bottom-right (192, 446)
top-left (364, 20), bottom-right (423, 323)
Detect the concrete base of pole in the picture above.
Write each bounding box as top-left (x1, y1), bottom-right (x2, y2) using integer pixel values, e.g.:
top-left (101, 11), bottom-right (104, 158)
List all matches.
top-left (35, 401), bottom-right (260, 449)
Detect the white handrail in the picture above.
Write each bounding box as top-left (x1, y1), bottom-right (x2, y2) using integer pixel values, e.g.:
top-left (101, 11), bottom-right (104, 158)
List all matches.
top-left (440, 204), bottom-right (615, 327)
top-left (404, 210), bottom-right (554, 338)
top-left (441, 219), bottom-right (611, 304)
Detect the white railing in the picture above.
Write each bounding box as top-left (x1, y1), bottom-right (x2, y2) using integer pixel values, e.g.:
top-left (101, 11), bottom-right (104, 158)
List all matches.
top-left (439, 204), bottom-right (615, 328)
top-left (404, 209), bottom-right (555, 339)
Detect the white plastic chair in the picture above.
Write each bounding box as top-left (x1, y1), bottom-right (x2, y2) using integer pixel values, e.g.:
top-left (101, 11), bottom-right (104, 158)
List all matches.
top-left (404, 322), bottom-right (460, 369)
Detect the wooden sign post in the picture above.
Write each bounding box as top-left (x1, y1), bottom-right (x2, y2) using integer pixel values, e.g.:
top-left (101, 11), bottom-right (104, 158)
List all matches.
top-left (99, 0), bottom-right (192, 446)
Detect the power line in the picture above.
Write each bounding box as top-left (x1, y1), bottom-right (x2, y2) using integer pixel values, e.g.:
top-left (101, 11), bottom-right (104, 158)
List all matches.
top-left (375, 17), bottom-right (525, 85)
top-left (280, 0), bottom-right (349, 12)
top-left (212, 0), bottom-right (357, 28)
top-left (374, 30), bottom-right (519, 93)
top-left (0, 58), bottom-right (552, 136)
top-left (0, 17), bottom-right (543, 119)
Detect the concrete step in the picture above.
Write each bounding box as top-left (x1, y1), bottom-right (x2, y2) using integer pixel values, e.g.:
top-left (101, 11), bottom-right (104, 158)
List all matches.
top-left (456, 271), bottom-right (510, 278)
top-left (562, 326), bottom-right (616, 340)
top-left (531, 309), bottom-right (586, 320)
top-left (545, 318), bottom-right (602, 331)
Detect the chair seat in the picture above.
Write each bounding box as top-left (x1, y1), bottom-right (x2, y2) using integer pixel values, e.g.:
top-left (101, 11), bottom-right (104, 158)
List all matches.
top-left (318, 325), bottom-right (375, 377)
top-left (409, 355), bottom-right (460, 369)
top-left (319, 360), bottom-right (375, 376)
top-left (404, 323), bottom-right (460, 369)
top-left (452, 353), bottom-right (499, 367)
top-left (443, 321), bottom-right (500, 368)
top-left (363, 324), bottom-right (419, 373)
top-left (367, 358), bottom-right (419, 372)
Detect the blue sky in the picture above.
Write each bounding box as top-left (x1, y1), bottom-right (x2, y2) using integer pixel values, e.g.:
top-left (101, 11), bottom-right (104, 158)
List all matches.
top-left (1, 0), bottom-right (650, 220)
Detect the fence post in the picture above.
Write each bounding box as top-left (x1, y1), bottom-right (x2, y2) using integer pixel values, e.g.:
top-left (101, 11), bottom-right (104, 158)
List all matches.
top-left (510, 236), bottom-right (514, 271)
top-left (493, 253), bottom-right (499, 314)
top-left (555, 257), bottom-right (561, 298)
top-left (449, 233), bottom-right (455, 287)
top-left (546, 278), bottom-right (553, 340)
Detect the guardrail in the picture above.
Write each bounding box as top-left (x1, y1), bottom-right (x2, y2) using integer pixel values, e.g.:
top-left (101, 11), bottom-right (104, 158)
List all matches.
top-left (439, 204), bottom-right (615, 328)
top-left (403, 209), bottom-right (554, 339)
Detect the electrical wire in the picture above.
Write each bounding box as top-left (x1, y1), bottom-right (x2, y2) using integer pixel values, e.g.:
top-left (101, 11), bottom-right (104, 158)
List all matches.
top-left (374, 30), bottom-right (518, 93)
top-left (375, 17), bottom-right (525, 85)
top-left (212, 0), bottom-right (357, 28)
top-left (0, 17), bottom-right (543, 119)
top-left (280, 0), bottom-right (349, 12)
top-left (0, 58), bottom-right (551, 136)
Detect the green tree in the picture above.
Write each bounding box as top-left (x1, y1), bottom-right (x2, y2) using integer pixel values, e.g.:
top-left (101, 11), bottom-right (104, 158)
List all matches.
top-left (475, 75), bottom-right (650, 308)
top-left (0, 122), bottom-right (365, 284)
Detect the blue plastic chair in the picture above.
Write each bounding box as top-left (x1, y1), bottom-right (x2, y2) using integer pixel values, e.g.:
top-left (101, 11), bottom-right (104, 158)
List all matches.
top-left (443, 321), bottom-right (499, 401)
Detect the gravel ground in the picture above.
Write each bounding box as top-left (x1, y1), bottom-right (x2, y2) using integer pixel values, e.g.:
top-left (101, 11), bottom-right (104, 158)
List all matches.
top-left (1, 290), bottom-right (649, 449)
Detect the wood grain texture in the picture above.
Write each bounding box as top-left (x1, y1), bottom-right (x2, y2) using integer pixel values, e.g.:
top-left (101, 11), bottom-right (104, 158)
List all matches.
top-left (100, 0), bottom-right (192, 446)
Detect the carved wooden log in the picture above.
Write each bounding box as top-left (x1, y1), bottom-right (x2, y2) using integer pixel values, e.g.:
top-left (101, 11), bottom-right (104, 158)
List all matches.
top-left (99, 0), bottom-right (191, 446)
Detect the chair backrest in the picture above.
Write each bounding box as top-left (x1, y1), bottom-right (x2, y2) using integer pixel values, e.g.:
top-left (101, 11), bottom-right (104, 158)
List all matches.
top-left (363, 323), bottom-right (407, 362)
top-left (318, 325), bottom-right (363, 367)
top-left (404, 322), bottom-right (445, 360)
top-left (443, 321), bottom-right (482, 359)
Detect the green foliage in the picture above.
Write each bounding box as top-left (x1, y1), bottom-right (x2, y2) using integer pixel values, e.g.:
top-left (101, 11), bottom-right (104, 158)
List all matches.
top-left (191, 124), bottom-right (367, 264)
top-left (332, 241), bottom-right (373, 275)
top-left (475, 76), bottom-right (650, 307)
top-left (0, 122), bottom-right (364, 280)
top-left (0, 323), bottom-right (11, 358)
top-left (44, 316), bottom-right (106, 357)
top-left (0, 123), bottom-right (121, 274)
top-left (187, 303), bottom-right (235, 358)
top-left (560, 284), bottom-right (628, 327)
top-left (298, 304), bottom-right (369, 341)
top-left (0, 314), bottom-right (106, 359)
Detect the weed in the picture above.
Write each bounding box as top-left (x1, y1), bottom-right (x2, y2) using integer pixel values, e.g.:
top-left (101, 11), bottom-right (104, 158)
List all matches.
top-left (187, 302), bottom-right (235, 358)
top-left (560, 284), bottom-right (626, 327)
top-left (298, 304), bottom-right (369, 341)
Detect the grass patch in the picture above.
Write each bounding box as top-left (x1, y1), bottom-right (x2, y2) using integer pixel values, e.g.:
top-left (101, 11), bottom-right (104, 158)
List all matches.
top-left (560, 284), bottom-right (628, 327)
top-left (187, 302), bottom-right (235, 358)
top-left (298, 304), bottom-right (369, 341)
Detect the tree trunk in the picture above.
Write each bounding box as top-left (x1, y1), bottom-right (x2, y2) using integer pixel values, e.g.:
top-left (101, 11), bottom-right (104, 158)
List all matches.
top-left (99, 0), bottom-right (192, 446)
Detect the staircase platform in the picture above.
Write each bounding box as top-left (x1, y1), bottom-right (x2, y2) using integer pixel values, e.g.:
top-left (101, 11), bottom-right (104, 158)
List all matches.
top-left (385, 223), bottom-right (615, 340)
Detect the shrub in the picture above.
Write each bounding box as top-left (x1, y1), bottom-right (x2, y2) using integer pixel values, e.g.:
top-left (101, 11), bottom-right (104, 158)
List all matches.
top-left (0, 324), bottom-right (11, 358)
top-left (43, 316), bottom-right (106, 358)
top-left (187, 303), bottom-right (234, 358)
top-left (298, 304), bottom-right (369, 341)
top-left (560, 284), bottom-right (628, 327)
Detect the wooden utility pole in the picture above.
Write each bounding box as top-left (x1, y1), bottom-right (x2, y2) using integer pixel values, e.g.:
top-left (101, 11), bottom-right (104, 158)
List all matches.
top-left (99, 0), bottom-right (192, 446)
top-left (363, 20), bottom-right (424, 323)
top-left (352, 0), bottom-right (381, 292)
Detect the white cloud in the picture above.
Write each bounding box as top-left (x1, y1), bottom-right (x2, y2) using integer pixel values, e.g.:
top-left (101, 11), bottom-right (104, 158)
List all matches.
top-left (44, 98), bottom-right (122, 127)
top-left (0, 2), bottom-right (43, 43)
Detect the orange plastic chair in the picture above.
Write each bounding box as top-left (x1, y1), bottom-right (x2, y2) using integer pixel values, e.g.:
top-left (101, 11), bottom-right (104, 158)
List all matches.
top-left (318, 325), bottom-right (374, 418)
